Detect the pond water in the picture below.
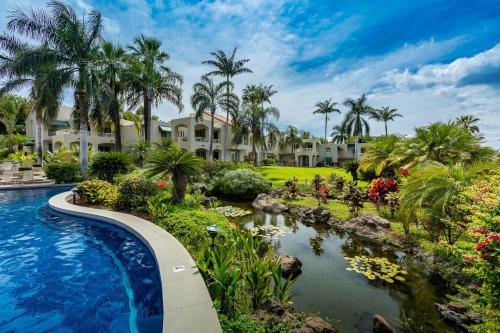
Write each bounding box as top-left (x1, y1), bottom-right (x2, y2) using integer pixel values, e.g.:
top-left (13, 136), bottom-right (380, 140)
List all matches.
top-left (226, 203), bottom-right (456, 333)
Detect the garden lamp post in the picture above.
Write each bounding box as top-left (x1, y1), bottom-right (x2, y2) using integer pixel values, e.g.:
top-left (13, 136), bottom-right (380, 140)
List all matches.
top-left (71, 187), bottom-right (78, 205)
top-left (206, 224), bottom-right (220, 248)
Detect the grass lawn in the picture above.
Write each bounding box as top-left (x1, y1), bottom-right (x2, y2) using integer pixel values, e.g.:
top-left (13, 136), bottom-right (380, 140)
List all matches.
top-left (256, 166), bottom-right (367, 187)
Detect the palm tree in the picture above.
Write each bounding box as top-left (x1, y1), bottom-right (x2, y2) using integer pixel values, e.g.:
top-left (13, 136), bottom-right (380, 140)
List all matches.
top-left (191, 76), bottom-right (238, 160)
top-left (153, 138), bottom-right (178, 152)
top-left (454, 115), bottom-right (480, 134)
top-left (203, 47), bottom-right (252, 159)
top-left (313, 99), bottom-right (340, 140)
top-left (358, 135), bottom-right (400, 176)
top-left (95, 42), bottom-right (127, 151)
top-left (0, 95), bottom-right (31, 135)
top-left (370, 106), bottom-right (402, 136)
top-left (4, 1), bottom-right (103, 171)
top-left (281, 126), bottom-right (302, 156)
top-left (126, 140), bottom-right (150, 167)
top-left (123, 110), bottom-right (143, 135)
top-left (145, 149), bottom-right (202, 203)
top-left (234, 103), bottom-right (279, 166)
top-left (125, 34), bottom-right (183, 143)
top-left (331, 124), bottom-right (348, 144)
top-left (343, 94), bottom-right (373, 137)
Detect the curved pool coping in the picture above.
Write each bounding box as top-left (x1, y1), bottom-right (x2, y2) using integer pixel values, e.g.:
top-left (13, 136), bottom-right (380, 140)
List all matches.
top-left (49, 191), bottom-right (222, 333)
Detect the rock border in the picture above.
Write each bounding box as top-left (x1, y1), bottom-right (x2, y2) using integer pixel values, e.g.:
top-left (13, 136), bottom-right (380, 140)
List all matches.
top-left (49, 191), bottom-right (222, 333)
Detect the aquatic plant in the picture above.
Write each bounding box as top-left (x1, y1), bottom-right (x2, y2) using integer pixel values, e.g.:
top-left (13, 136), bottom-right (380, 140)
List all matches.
top-left (211, 206), bottom-right (252, 218)
top-left (250, 225), bottom-right (291, 239)
top-left (344, 256), bottom-right (407, 283)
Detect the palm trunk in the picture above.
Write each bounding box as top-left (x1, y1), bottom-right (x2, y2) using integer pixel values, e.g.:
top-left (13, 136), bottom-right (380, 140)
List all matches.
top-left (223, 74), bottom-right (230, 160)
top-left (252, 142), bottom-right (257, 166)
top-left (324, 113), bottom-right (328, 140)
top-left (35, 115), bottom-right (43, 165)
top-left (77, 91), bottom-right (89, 173)
top-left (384, 122), bottom-right (388, 136)
top-left (208, 110), bottom-right (215, 161)
top-left (172, 173), bottom-right (188, 203)
top-left (144, 93), bottom-right (152, 143)
top-left (114, 117), bottom-right (122, 151)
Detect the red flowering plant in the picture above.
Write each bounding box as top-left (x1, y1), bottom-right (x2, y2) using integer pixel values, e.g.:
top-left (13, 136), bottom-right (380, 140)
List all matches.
top-left (368, 178), bottom-right (400, 217)
top-left (312, 174), bottom-right (328, 206)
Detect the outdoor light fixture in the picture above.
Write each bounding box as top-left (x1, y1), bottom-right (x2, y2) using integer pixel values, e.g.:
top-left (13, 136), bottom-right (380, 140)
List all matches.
top-left (71, 187), bottom-right (77, 204)
top-left (206, 224), bottom-right (220, 248)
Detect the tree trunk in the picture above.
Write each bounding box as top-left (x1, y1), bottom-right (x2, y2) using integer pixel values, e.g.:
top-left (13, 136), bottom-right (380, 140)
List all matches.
top-left (144, 93), bottom-right (152, 143)
top-left (325, 113), bottom-right (328, 140)
top-left (77, 90), bottom-right (89, 173)
top-left (172, 173), bottom-right (188, 203)
top-left (252, 142), bottom-right (257, 166)
top-left (35, 116), bottom-right (43, 165)
top-left (208, 110), bottom-right (215, 161)
top-left (223, 75), bottom-right (230, 160)
top-left (111, 90), bottom-right (122, 151)
top-left (384, 122), bottom-right (388, 136)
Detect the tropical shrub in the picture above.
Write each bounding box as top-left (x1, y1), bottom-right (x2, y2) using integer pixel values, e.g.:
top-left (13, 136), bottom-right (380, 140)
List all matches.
top-left (202, 160), bottom-right (237, 177)
top-left (145, 149), bottom-right (202, 203)
top-left (328, 174), bottom-right (346, 192)
top-left (213, 169), bottom-right (271, 200)
top-left (76, 180), bottom-right (118, 207)
top-left (368, 178), bottom-right (399, 217)
top-left (342, 182), bottom-right (366, 216)
top-left (89, 152), bottom-right (133, 183)
top-left (283, 177), bottom-right (299, 200)
top-left (114, 176), bottom-right (157, 212)
top-left (311, 174), bottom-right (328, 206)
top-left (343, 160), bottom-right (359, 181)
top-left (44, 162), bottom-right (81, 183)
top-left (358, 135), bottom-right (400, 176)
top-left (261, 158), bottom-right (276, 166)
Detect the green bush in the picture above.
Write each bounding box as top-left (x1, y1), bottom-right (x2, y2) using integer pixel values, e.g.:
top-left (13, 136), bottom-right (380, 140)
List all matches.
top-left (261, 158), bottom-right (276, 166)
top-left (202, 160), bottom-right (237, 177)
top-left (219, 314), bottom-right (297, 333)
top-left (213, 169), bottom-right (271, 200)
top-left (89, 152), bottom-right (133, 183)
top-left (114, 176), bottom-right (157, 212)
top-left (158, 209), bottom-right (230, 254)
top-left (76, 179), bottom-right (118, 207)
top-left (44, 162), bottom-right (81, 183)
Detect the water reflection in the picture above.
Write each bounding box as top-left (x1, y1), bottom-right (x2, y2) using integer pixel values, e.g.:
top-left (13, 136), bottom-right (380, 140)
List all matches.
top-left (224, 201), bottom-right (456, 333)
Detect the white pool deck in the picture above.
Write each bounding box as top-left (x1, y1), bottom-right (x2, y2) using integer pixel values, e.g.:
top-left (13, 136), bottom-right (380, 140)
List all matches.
top-left (49, 191), bottom-right (222, 333)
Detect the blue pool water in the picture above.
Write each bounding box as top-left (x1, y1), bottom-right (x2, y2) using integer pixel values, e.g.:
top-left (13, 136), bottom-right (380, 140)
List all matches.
top-left (0, 187), bottom-right (163, 333)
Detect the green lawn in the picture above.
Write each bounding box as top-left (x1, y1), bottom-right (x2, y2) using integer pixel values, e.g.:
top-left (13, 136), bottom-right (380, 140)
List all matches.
top-left (256, 166), bottom-right (364, 187)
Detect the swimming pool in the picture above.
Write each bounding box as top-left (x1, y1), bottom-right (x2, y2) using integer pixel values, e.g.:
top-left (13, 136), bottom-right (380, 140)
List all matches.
top-left (0, 187), bottom-right (163, 332)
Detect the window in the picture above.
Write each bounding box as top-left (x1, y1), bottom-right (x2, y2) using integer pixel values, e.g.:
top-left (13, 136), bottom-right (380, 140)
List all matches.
top-left (326, 148), bottom-right (331, 153)
top-left (196, 150), bottom-right (207, 160)
top-left (195, 128), bottom-right (206, 138)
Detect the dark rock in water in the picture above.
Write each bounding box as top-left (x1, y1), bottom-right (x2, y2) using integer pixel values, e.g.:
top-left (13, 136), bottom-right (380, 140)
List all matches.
top-left (372, 314), bottom-right (395, 333)
top-left (291, 316), bottom-right (338, 333)
top-left (339, 214), bottom-right (392, 241)
top-left (252, 193), bottom-right (289, 213)
top-left (292, 206), bottom-right (331, 225)
top-left (435, 303), bottom-right (482, 329)
top-left (280, 255), bottom-right (302, 278)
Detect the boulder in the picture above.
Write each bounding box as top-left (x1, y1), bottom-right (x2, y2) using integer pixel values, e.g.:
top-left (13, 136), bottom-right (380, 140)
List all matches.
top-left (252, 193), bottom-right (289, 213)
top-left (340, 214), bottom-right (391, 241)
top-left (372, 314), bottom-right (395, 333)
top-left (435, 303), bottom-right (482, 329)
top-left (280, 255), bottom-right (302, 278)
top-left (293, 206), bottom-right (331, 225)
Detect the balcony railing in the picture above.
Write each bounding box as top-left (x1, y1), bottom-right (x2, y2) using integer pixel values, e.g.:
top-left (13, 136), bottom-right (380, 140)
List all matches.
top-left (195, 137), bottom-right (208, 142)
top-left (297, 148), bottom-right (314, 153)
top-left (213, 139), bottom-right (221, 144)
top-left (177, 137), bottom-right (188, 142)
top-left (52, 129), bottom-right (113, 137)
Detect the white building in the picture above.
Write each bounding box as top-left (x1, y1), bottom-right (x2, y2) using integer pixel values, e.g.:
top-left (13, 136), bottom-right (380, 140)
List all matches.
top-left (24, 106), bottom-right (365, 166)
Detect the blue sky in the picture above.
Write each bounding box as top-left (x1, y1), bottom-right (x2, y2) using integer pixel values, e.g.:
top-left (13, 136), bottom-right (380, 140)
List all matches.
top-left (1, 0), bottom-right (499, 147)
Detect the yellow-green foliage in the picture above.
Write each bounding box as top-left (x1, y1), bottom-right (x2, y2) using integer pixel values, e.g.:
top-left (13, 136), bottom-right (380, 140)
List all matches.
top-left (76, 180), bottom-right (118, 207)
top-left (344, 256), bottom-right (408, 283)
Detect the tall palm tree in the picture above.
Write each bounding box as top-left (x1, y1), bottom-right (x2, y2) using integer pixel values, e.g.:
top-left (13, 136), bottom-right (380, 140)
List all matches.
top-left (0, 95), bottom-right (30, 135)
top-left (331, 124), bottom-right (348, 144)
top-left (145, 149), bottom-right (202, 203)
top-left (95, 42), bottom-right (127, 151)
top-left (281, 126), bottom-right (303, 156)
top-left (191, 75), bottom-right (238, 160)
top-left (370, 106), bottom-right (402, 136)
top-left (203, 47), bottom-right (252, 159)
top-left (313, 99), bottom-right (340, 140)
top-left (234, 103), bottom-right (279, 166)
top-left (343, 94), bottom-right (373, 137)
top-left (454, 115), bottom-right (480, 134)
top-left (4, 1), bottom-right (103, 171)
top-left (125, 34), bottom-right (183, 143)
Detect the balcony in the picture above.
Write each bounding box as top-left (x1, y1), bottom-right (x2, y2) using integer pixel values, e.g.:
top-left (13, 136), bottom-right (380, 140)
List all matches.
top-left (177, 137), bottom-right (188, 142)
top-left (51, 129), bottom-right (113, 137)
top-left (195, 137), bottom-right (208, 142)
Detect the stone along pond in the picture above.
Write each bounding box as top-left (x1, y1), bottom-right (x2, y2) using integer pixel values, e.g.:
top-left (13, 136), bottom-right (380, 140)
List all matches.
top-left (224, 203), bottom-right (457, 333)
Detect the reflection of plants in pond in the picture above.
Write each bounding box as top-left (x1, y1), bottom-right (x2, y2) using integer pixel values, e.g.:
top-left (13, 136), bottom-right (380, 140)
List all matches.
top-left (344, 256), bottom-right (407, 283)
top-left (309, 236), bottom-right (324, 256)
top-left (250, 225), bottom-right (291, 239)
top-left (211, 206), bottom-right (252, 217)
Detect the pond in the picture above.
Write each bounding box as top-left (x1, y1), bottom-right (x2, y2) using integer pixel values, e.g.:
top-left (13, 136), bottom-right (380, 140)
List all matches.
top-left (225, 202), bottom-right (456, 333)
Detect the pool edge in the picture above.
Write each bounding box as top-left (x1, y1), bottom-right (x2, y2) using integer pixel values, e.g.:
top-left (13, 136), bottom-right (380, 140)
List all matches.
top-left (48, 191), bottom-right (222, 333)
